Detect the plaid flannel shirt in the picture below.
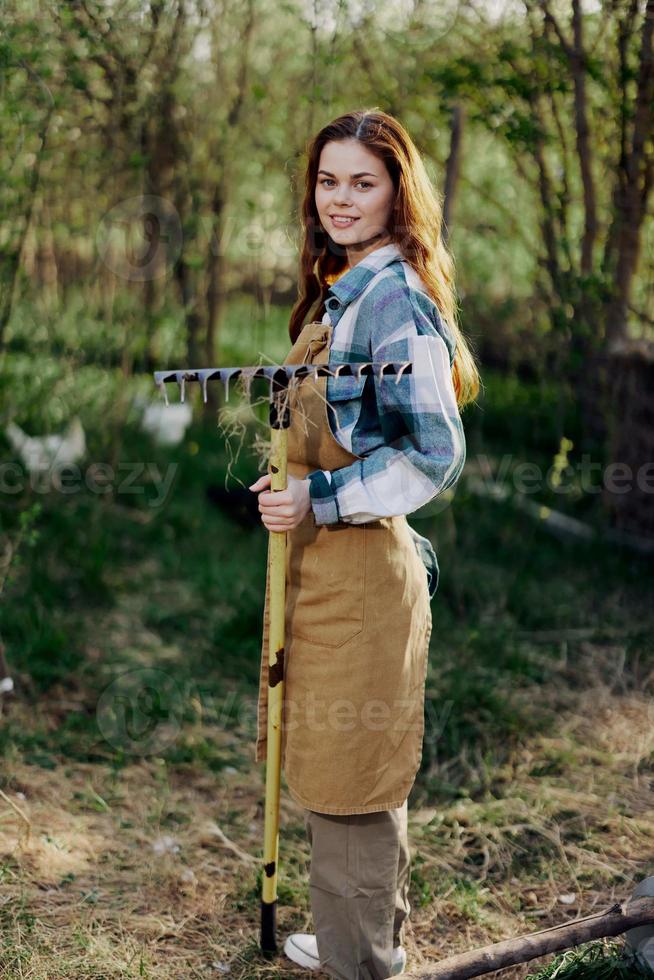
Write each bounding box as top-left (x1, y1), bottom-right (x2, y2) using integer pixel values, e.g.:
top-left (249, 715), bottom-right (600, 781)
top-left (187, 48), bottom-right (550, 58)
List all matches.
top-left (306, 242), bottom-right (466, 526)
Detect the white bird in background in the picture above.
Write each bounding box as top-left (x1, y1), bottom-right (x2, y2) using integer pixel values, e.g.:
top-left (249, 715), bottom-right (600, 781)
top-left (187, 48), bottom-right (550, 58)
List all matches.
top-left (5, 416), bottom-right (86, 473)
top-left (134, 395), bottom-right (193, 447)
top-left (0, 641), bottom-right (13, 701)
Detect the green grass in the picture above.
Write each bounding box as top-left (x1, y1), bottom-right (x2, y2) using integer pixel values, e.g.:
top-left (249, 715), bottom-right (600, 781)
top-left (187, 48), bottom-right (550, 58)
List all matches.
top-left (524, 940), bottom-right (654, 979)
top-left (1, 298), bottom-right (652, 782)
top-left (1, 294), bottom-right (653, 979)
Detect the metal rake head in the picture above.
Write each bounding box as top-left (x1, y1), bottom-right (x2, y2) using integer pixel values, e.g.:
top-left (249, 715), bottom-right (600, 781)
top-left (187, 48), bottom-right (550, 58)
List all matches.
top-left (153, 361), bottom-right (414, 406)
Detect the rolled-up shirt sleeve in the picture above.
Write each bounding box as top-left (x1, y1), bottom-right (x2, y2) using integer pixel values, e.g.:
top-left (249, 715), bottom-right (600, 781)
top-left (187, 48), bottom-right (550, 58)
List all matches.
top-left (306, 278), bottom-right (466, 525)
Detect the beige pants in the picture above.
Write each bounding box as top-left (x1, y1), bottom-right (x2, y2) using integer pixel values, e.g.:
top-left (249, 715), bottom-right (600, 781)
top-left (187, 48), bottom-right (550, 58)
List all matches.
top-left (304, 801), bottom-right (410, 980)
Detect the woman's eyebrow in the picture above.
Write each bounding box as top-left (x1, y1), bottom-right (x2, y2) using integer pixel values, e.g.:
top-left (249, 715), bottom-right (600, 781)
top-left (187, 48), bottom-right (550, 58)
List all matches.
top-left (318, 169), bottom-right (378, 178)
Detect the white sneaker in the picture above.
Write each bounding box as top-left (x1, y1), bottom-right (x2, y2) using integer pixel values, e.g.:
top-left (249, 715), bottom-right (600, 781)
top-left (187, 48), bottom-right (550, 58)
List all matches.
top-left (283, 933), bottom-right (407, 974)
top-left (391, 945), bottom-right (407, 975)
top-left (283, 933), bottom-right (321, 970)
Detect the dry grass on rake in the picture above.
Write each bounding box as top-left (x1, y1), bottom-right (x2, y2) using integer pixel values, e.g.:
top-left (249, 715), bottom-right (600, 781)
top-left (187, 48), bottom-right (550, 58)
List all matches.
top-left (1, 653), bottom-right (653, 979)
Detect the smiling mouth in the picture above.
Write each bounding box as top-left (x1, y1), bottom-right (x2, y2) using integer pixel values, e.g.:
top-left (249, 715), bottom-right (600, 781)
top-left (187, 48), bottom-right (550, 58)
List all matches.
top-left (330, 215), bottom-right (360, 227)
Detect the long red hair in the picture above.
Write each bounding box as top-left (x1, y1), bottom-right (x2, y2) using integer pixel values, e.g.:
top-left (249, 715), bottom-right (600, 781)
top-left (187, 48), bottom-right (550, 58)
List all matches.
top-left (289, 108), bottom-right (480, 409)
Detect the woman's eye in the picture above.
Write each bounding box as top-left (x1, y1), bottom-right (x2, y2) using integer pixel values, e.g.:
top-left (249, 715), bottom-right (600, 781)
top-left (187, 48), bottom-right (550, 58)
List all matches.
top-left (318, 179), bottom-right (372, 189)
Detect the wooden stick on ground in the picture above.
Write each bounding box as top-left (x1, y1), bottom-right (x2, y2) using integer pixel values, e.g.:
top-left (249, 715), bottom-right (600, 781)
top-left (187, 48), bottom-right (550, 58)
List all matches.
top-left (402, 896), bottom-right (654, 979)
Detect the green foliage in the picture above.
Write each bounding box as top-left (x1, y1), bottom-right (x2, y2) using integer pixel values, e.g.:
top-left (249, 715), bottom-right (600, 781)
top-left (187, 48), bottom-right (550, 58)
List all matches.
top-left (1, 293), bottom-right (650, 815)
top-left (524, 940), bottom-right (654, 979)
top-left (471, 368), bottom-right (578, 453)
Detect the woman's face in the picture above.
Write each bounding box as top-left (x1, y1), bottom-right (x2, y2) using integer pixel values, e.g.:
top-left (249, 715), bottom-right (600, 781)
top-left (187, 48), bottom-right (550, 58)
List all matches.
top-left (315, 139), bottom-right (395, 255)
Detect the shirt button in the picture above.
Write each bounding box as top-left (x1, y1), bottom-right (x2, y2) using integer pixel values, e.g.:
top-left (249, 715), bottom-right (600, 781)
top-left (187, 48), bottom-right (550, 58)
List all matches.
top-left (326, 297), bottom-right (341, 311)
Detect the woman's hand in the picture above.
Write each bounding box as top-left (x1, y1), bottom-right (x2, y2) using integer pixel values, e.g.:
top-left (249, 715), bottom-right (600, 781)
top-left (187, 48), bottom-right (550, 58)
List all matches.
top-left (248, 472), bottom-right (312, 532)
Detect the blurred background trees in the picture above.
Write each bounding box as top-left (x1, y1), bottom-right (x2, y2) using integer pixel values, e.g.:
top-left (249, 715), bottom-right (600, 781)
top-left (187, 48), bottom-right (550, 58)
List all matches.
top-left (2, 0), bottom-right (651, 493)
top-left (1, 0), bottom-right (653, 633)
top-left (1, 6), bottom-right (653, 974)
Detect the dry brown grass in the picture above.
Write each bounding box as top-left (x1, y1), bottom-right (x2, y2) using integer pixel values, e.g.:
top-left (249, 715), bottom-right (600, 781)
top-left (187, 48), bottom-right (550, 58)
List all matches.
top-left (1, 645), bottom-right (653, 980)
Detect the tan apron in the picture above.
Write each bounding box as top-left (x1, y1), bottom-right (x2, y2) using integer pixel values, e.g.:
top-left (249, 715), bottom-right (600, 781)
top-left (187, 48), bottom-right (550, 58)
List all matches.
top-left (254, 320), bottom-right (433, 815)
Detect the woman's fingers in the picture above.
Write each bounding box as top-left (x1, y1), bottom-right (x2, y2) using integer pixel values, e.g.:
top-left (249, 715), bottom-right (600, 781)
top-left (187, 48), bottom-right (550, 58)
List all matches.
top-left (249, 474), bottom-right (290, 506)
top-left (259, 490), bottom-right (293, 512)
top-left (259, 494), bottom-right (291, 508)
top-left (249, 474), bottom-right (271, 491)
top-left (259, 501), bottom-right (292, 516)
top-left (262, 510), bottom-right (292, 522)
top-left (262, 516), bottom-right (291, 529)
top-left (249, 473), bottom-right (300, 529)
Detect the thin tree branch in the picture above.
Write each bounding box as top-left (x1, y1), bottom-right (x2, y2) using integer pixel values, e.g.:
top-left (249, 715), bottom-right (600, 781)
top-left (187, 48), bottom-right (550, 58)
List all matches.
top-left (403, 896), bottom-right (654, 980)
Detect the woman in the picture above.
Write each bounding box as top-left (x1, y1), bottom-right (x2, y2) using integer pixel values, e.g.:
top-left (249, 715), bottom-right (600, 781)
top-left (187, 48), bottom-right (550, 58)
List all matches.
top-left (249, 108), bottom-right (479, 980)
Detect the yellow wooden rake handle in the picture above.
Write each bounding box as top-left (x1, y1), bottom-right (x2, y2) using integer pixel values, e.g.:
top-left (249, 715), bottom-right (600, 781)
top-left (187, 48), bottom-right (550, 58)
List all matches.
top-left (260, 417), bottom-right (288, 956)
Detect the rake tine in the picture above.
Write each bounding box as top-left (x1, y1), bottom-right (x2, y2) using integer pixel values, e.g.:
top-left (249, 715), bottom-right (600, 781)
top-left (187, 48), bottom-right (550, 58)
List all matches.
top-left (153, 361), bottom-right (413, 404)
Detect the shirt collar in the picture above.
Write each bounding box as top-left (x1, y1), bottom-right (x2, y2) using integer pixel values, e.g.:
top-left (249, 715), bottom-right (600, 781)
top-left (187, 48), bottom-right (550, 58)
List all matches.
top-left (326, 242), bottom-right (404, 309)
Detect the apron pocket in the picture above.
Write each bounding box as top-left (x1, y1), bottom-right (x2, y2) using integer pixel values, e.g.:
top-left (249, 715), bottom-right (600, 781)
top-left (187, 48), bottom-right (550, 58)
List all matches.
top-left (286, 520), bottom-right (366, 648)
